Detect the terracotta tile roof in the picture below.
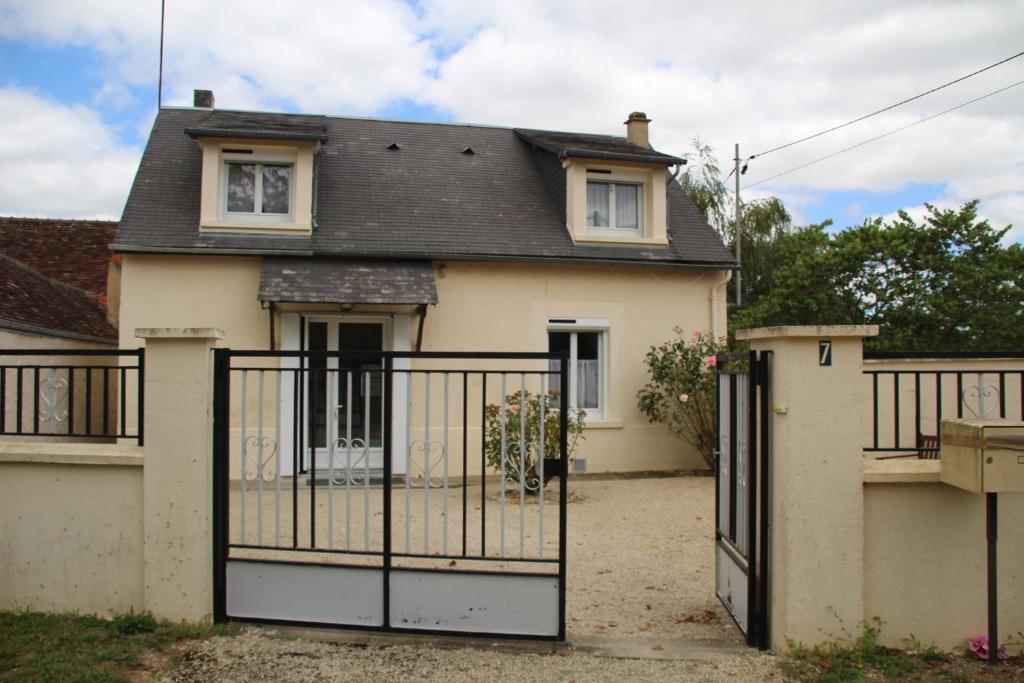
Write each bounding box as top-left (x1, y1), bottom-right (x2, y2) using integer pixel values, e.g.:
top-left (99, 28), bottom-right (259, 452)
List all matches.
top-left (0, 216), bottom-right (118, 307)
top-left (0, 253), bottom-right (117, 341)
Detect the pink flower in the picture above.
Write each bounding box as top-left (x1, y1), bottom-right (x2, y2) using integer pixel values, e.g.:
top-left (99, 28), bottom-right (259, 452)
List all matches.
top-left (692, 329), bottom-right (702, 339)
top-left (968, 635), bottom-right (1008, 661)
top-left (706, 356), bottom-right (718, 367)
top-left (506, 404), bottom-right (518, 414)
top-left (679, 393), bottom-right (689, 403)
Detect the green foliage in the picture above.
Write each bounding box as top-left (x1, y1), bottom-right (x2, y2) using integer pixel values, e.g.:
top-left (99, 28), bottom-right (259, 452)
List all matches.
top-left (636, 329), bottom-right (727, 469)
top-left (780, 620), bottom-right (923, 682)
top-left (0, 609), bottom-right (209, 682)
top-left (732, 201), bottom-right (1024, 352)
top-left (484, 390), bottom-right (585, 493)
top-left (110, 608), bottom-right (157, 635)
top-left (677, 136), bottom-right (730, 239)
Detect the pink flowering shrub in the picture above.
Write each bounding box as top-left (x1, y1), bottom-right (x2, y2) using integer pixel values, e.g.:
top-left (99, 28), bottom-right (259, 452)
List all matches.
top-left (484, 390), bottom-right (585, 493)
top-left (637, 328), bottom-right (729, 469)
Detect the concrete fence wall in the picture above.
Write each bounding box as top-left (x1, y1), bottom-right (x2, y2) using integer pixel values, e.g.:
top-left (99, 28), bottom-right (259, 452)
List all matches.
top-left (0, 328), bottom-right (221, 623)
top-left (0, 442), bottom-right (144, 615)
top-left (739, 326), bottom-right (1024, 652)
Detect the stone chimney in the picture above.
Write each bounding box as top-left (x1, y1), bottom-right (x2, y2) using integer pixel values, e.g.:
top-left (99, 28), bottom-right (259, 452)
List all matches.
top-left (193, 89), bottom-right (215, 109)
top-left (624, 111), bottom-right (651, 149)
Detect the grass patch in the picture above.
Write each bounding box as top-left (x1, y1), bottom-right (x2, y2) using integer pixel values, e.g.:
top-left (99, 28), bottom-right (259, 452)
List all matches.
top-left (780, 620), bottom-right (930, 682)
top-left (0, 609), bottom-right (210, 682)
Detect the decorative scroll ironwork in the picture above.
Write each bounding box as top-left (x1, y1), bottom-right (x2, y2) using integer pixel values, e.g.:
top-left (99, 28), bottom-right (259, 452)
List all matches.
top-left (961, 380), bottom-right (1001, 418)
top-left (331, 437), bottom-right (370, 486)
top-left (409, 440), bottom-right (446, 489)
top-left (39, 375), bottom-right (69, 432)
top-left (242, 435), bottom-right (277, 482)
top-left (501, 440), bottom-right (546, 493)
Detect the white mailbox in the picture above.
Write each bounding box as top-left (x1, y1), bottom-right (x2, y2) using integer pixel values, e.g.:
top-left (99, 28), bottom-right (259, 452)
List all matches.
top-left (940, 418), bottom-right (1024, 494)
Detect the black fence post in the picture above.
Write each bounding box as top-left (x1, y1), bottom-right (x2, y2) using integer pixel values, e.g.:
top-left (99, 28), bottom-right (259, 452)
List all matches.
top-left (211, 348), bottom-right (230, 623)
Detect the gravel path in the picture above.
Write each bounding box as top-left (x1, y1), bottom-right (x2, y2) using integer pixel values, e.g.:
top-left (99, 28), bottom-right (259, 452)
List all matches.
top-left (170, 475), bottom-right (780, 681)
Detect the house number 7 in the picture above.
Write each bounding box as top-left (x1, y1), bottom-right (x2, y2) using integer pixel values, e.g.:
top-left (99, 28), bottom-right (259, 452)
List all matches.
top-left (819, 340), bottom-right (832, 366)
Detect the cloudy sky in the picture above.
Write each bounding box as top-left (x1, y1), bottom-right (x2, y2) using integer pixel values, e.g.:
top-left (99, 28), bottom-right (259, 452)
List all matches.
top-left (1, 0), bottom-right (1021, 240)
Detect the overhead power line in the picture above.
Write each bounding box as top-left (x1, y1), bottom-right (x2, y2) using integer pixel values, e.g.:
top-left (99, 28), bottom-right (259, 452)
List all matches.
top-left (743, 78), bottom-right (1024, 189)
top-left (749, 49), bottom-right (1024, 161)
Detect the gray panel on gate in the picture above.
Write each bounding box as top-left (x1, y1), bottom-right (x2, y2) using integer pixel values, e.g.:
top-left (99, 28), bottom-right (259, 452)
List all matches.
top-left (390, 571), bottom-right (559, 636)
top-left (716, 544), bottom-right (749, 633)
top-left (227, 561), bottom-right (383, 626)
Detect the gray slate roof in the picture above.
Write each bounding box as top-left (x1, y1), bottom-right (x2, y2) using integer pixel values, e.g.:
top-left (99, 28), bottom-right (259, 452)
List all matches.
top-left (114, 107), bottom-right (734, 268)
top-left (513, 128), bottom-right (684, 165)
top-left (259, 259), bottom-right (437, 304)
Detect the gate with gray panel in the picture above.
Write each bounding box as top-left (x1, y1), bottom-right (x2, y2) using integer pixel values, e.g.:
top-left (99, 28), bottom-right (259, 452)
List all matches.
top-left (714, 350), bottom-right (770, 649)
top-left (212, 349), bottom-right (569, 639)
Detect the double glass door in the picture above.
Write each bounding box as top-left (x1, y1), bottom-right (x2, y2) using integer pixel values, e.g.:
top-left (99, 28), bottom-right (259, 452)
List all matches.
top-left (304, 318), bottom-right (385, 474)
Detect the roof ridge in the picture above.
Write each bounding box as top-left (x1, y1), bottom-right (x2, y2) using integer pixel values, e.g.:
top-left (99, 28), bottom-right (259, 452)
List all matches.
top-left (0, 216), bottom-right (118, 226)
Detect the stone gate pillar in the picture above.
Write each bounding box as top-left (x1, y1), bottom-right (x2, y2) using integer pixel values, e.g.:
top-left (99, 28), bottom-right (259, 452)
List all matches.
top-left (735, 325), bottom-right (877, 650)
top-left (136, 328), bottom-right (223, 623)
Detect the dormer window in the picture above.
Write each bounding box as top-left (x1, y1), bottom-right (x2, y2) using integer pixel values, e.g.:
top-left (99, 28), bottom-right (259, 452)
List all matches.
top-left (191, 137), bottom-right (316, 235)
top-left (225, 162), bottom-right (292, 216)
top-left (586, 173), bottom-right (643, 234)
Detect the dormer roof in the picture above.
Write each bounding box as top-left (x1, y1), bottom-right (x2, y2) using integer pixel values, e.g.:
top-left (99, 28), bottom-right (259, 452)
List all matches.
top-left (513, 128), bottom-right (683, 166)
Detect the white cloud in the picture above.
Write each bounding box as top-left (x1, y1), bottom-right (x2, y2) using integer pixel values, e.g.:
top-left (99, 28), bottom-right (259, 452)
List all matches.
top-left (0, 0), bottom-right (1022, 233)
top-left (0, 87), bottom-right (141, 218)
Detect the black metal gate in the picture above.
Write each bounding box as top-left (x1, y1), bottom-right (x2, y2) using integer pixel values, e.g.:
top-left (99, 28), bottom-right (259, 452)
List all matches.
top-left (714, 350), bottom-right (770, 649)
top-left (212, 349), bottom-right (569, 640)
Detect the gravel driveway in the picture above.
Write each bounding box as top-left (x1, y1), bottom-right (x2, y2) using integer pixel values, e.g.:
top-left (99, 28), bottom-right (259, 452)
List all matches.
top-left (168, 475), bottom-right (780, 681)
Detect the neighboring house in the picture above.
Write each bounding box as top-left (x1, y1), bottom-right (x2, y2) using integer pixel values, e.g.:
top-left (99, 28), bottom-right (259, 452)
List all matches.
top-left (114, 90), bottom-right (735, 473)
top-left (0, 217), bottom-right (119, 348)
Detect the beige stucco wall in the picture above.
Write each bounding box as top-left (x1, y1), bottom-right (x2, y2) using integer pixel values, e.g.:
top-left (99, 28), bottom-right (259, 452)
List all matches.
top-left (0, 442), bottom-right (144, 615)
top-left (737, 326), bottom-right (876, 651)
top-left (422, 261), bottom-right (727, 472)
top-left (864, 481), bottom-right (1023, 650)
top-left (119, 254), bottom-right (730, 474)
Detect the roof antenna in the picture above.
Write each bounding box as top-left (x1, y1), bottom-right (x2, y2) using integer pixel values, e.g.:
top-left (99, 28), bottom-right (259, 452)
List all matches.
top-left (157, 0), bottom-right (166, 108)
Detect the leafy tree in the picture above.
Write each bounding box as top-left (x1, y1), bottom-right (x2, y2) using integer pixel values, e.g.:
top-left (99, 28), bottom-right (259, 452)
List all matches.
top-left (676, 136), bottom-right (730, 238)
top-left (732, 201), bottom-right (1024, 351)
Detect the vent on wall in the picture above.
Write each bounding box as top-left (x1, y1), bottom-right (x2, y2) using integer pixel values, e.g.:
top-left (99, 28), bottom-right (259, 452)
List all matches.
top-left (572, 457), bottom-right (587, 474)
top-left (387, 142), bottom-right (401, 150)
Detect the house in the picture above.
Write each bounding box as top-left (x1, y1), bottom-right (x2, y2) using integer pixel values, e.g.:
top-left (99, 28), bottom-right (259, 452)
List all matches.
top-left (113, 90), bottom-right (735, 474)
top-left (0, 217), bottom-right (119, 348)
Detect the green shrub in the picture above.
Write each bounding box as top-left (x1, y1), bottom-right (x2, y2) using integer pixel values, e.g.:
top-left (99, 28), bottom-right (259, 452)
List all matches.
top-left (484, 390), bottom-right (585, 493)
top-left (636, 328), bottom-right (728, 469)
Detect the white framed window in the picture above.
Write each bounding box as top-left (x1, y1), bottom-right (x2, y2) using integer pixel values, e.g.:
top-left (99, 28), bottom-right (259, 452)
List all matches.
top-left (586, 170), bottom-right (643, 235)
top-left (547, 319), bottom-right (608, 419)
top-left (219, 147), bottom-right (296, 223)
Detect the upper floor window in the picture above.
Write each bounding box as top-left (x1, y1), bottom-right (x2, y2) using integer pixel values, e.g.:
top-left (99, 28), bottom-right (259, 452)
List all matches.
top-left (225, 162), bottom-right (292, 216)
top-left (584, 169), bottom-right (645, 236)
top-left (194, 138), bottom-right (314, 235)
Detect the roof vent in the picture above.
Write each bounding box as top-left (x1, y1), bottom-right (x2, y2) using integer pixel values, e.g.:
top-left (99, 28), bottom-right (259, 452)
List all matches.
top-left (387, 142), bottom-right (401, 150)
top-left (193, 89), bottom-right (215, 109)
top-left (461, 146), bottom-right (475, 155)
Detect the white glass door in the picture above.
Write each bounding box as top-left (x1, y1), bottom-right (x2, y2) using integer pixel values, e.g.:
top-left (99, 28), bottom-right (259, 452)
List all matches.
top-left (304, 318), bottom-right (387, 476)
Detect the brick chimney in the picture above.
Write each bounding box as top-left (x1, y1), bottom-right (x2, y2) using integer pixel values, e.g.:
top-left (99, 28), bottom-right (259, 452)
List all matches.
top-left (193, 89), bottom-right (215, 109)
top-left (625, 111), bottom-right (651, 149)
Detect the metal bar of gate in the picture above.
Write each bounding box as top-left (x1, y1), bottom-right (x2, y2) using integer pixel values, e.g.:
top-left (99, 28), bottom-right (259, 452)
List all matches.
top-left (757, 351), bottom-right (772, 650)
top-left (746, 350), bottom-right (759, 647)
top-left (557, 348), bottom-right (569, 642)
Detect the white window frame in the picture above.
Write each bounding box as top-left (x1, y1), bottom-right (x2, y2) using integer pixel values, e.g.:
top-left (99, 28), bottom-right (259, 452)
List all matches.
top-left (219, 147), bottom-right (296, 224)
top-left (585, 169), bottom-right (644, 236)
top-left (547, 318), bottom-right (609, 420)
